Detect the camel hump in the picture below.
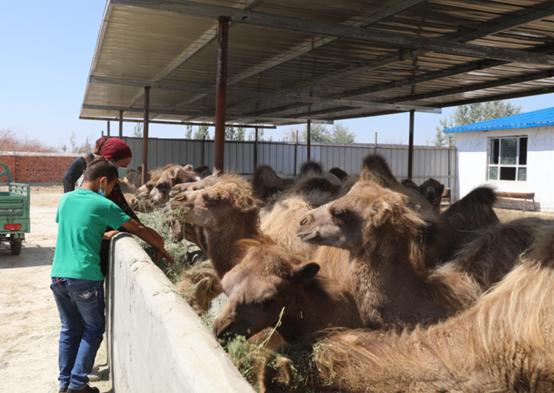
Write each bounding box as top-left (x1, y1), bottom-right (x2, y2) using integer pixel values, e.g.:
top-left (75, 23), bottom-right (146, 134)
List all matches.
top-left (462, 186), bottom-right (497, 207)
top-left (300, 161), bottom-right (324, 176)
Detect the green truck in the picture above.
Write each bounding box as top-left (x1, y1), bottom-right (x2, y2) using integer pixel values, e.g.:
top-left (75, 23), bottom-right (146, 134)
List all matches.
top-left (0, 163), bottom-right (30, 255)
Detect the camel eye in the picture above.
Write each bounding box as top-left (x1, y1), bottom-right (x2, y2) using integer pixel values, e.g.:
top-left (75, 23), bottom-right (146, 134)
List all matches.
top-left (203, 193), bottom-right (221, 205)
top-left (331, 208), bottom-right (352, 223)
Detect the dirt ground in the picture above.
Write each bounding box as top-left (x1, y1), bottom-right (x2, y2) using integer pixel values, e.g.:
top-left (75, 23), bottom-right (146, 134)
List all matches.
top-left (0, 185), bottom-right (111, 393)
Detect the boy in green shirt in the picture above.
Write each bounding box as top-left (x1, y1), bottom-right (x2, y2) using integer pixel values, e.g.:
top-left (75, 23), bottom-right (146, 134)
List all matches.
top-left (51, 159), bottom-right (173, 393)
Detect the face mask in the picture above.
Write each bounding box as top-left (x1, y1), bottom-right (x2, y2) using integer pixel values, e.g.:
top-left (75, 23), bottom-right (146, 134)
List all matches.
top-left (98, 189), bottom-right (106, 197)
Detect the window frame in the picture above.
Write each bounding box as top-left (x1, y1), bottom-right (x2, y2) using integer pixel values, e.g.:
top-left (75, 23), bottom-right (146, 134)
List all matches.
top-left (486, 135), bottom-right (528, 182)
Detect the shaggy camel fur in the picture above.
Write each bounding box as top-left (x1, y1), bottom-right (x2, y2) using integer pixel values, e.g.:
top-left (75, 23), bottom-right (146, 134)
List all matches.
top-left (213, 239), bottom-right (362, 343)
top-left (297, 180), bottom-right (540, 328)
top-left (270, 224), bottom-right (554, 393)
top-left (329, 167), bottom-right (349, 182)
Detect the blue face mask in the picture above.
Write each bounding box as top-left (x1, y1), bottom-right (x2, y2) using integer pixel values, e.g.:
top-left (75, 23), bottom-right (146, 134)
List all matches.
top-left (98, 189), bottom-right (105, 197)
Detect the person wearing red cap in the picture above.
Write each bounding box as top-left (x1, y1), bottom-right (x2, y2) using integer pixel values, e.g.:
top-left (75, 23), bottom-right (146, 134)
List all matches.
top-left (63, 137), bottom-right (133, 193)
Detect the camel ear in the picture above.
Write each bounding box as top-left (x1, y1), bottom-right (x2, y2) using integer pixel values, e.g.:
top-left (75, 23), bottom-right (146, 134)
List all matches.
top-left (369, 200), bottom-right (398, 227)
top-left (292, 262), bottom-right (320, 283)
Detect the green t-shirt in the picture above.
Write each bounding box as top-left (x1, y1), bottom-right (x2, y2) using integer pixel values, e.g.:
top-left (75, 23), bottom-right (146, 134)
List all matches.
top-left (51, 188), bottom-right (131, 280)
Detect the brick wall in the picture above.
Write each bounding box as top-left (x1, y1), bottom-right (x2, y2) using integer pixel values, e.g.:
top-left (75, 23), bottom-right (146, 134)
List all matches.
top-left (0, 152), bottom-right (79, 183)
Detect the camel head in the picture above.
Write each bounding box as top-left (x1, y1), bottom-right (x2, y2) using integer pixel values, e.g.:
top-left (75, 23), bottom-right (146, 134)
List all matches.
top-left (419, 178), bottom-right (444, 210)
top-left (150, 165), bottom-right (200, 205)
top-left (213, 243), bottom-right (320, 342)
top-left (170, 174), bottom-right (260, 230)
top-left (297, 180), bottom-right (426, 253)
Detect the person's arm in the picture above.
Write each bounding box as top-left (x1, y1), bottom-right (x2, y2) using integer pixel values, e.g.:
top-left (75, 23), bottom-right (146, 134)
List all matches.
top-left (121, 219), bottom-right (175, 264)
top-left (63, 157), bottom-right (87, 193)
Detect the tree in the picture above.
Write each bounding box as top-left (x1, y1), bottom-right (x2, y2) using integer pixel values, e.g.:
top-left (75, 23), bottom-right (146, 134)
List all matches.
top-left (62, 144), bottom-right (68, 153)
top-left (185, 124), bottom-right (193, 139)
top-left (434, 101), bottom-right (521, 147)
top-left (194, 125), bottom-right (210, 139)
top-left (69, 131), bottom-right (77, 153)
top-left (133, 123), bottom-right (143, 138)
top-left (77, 137), bottom-right (92, 154)
top-left (284, 122), bottom-right (356, 144)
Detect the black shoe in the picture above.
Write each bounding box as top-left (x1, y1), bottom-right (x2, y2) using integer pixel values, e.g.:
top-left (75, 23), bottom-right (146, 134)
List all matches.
top-left (67, 386), bottom-right (100, 393)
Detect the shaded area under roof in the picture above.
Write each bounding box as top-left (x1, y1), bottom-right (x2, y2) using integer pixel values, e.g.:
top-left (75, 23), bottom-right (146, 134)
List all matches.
top-left (81, 0), bottom-right (554, 126)
top-left (445, 106), bottom-right (554, 133)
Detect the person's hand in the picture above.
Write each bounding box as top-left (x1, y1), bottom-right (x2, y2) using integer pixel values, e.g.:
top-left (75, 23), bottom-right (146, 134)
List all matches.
top-left (103, 230), bottom-right (120, 240)
top-left (156, 247), bottom-right (175, 265)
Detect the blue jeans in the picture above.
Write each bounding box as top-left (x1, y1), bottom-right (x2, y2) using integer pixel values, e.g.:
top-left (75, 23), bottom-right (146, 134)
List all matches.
top-left (50, 278), bottom-right (105, 391)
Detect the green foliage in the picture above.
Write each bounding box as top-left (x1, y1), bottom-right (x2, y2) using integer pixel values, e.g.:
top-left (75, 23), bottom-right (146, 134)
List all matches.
top-left (185, 124), bottom-right (193, 139)
top-left (434, 100), bottom-right (521, 147)
top-left (132, 123), bottom-right (143, 138)
top-left (137, 210), bottom-right (201, 282)
top-left (194, 125), bottom-right (210, 139)
top-left (285, 123), bottom-right (356, 144)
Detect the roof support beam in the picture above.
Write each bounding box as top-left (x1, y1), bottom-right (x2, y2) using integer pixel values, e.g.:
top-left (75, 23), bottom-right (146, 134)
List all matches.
top-left (393, 69), bottom-right (554, 103)
top-left (113, 0), bottom-right (554, 65)
top-left (237, 95), bottom-right (441, 117)
top-left (79, 116), bottom-right (276, 129)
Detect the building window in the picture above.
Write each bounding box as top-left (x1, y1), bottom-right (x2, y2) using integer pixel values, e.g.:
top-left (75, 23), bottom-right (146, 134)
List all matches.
top-left (487, 136), bottom-right (527, 181)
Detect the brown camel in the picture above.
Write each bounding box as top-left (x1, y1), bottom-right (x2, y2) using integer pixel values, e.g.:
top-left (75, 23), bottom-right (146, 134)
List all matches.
top-left (252, 165), bottom-right (294, 202)
top-left (268, 224), bottom-right (554, 393)
top-left (213, 240), bottom-right (362, 343)
top-left (170, 173), bottom-right (260, 278)
top-left (441, 186), bottom-right (499, 259)
top-left (297, 180), bottom-right (541, 328)
top-left (419, 178), bottom-right (445, 212)
top-left (149, 164), bottom-right (200, 205)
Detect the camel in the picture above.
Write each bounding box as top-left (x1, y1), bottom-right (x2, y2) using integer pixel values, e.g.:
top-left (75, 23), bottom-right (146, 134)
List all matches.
top-left (169, 174), bottom-right (361, 341)
top-left (266, 224), bottom-right (554, 393)
top-left (329, 167), bottom-right (349, 182)
top-left (213, 240), bottom-right (362, 343)
top-left (441, 186), bottom-right (499, 259)
top-left (252, 165), bottom-right (294, 202)
top-left (358, 155), bottom-right (499, 264)
top-left (149, 164), bottom-right (200, 205)
top-left (419, 178), bottom-right (445, 212)
top-left (170, 173), bottom-right (260, 278)
top-left (297, 179), bottom-right (541, 328)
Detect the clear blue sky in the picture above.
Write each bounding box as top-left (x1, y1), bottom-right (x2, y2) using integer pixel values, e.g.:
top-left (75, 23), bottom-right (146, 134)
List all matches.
top-left (1, 1), bottom-right (553, 150)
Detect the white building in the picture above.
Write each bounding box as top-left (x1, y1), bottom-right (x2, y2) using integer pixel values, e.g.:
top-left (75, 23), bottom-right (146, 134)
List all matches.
top-left (446, 107), bottom-right (554, 212)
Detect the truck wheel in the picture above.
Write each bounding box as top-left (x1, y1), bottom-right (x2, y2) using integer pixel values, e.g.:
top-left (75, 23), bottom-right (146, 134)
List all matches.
top-left (10, 238), bottom-right (22, 256)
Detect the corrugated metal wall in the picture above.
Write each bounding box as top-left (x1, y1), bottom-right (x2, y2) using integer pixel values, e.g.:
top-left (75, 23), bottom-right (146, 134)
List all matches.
top-left (123, 137), bottom-right (457, 192)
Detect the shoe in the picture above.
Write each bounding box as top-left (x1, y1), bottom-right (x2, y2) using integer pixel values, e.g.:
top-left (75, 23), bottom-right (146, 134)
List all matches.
top-left (59, 389), bottom-right (68, 393)
top-left (67, 386), bottom-right (100, 393)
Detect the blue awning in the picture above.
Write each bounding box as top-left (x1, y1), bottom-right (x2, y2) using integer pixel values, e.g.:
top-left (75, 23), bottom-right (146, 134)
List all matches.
top-left (445, 107), bottom-right (554, 133)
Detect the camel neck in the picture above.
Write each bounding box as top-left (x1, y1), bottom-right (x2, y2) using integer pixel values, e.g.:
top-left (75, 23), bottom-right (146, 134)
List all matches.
top-left (350, 232), bottom-right (449, 327)
top-left (204, 213), bottom-right (260, 278)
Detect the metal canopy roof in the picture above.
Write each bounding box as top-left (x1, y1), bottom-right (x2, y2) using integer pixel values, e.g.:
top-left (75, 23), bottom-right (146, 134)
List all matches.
top-left (81, 0), bottom-right (554, 126)
top-left (445, 106), bottom-right (554, 133)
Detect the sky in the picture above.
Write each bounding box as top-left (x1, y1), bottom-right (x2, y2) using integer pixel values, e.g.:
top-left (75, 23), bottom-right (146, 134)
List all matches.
top-left (1, 1), bottom-right (553, 150)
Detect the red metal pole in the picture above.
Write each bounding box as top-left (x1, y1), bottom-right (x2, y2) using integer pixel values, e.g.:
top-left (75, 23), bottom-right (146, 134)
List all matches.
top-left (408, 110), bottom-right (415, 179)
top-left (214, 16), bottom-right (230, 172)
top-left (142, 86), bottom-right (151, 185)
top-left (307, 119), bottom-right (312, 161)
top-left (119, 110), bottom-right (123, 138)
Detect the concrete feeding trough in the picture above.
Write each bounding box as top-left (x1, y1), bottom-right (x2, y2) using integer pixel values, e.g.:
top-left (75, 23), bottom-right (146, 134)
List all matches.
top-left (107, 234), bottom-right (254, 393)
